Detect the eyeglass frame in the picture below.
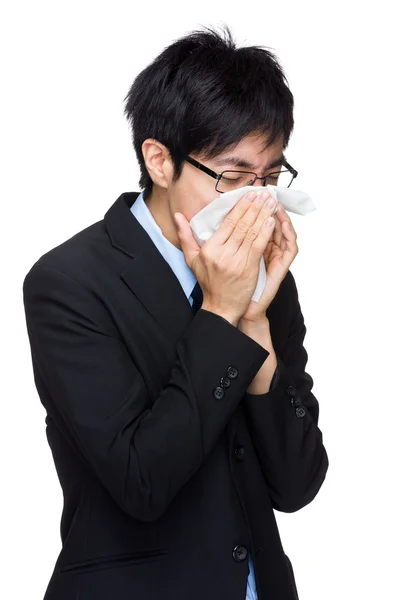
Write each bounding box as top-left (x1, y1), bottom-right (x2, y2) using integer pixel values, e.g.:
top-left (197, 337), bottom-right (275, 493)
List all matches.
top-left (184, 154), bottom-right (298, 192)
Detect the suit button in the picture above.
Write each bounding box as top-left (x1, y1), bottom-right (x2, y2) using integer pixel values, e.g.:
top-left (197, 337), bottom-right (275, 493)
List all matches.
top-left (227, 366), bottom-right (239, 379)
top-left (233, 545), bottom-right (248, 561)
top-left (286, 385), bottom-right (296, 397)
top-left (290, 395), bottom-right (302, 407)
top-left (213, 386), bottom-right (225, 400)
top-left (234, 446), bottom-right (246, 461)
top-left (220, 376), bottom-right (231, 389)
top-left (295, 406), bottom-right (306, 418)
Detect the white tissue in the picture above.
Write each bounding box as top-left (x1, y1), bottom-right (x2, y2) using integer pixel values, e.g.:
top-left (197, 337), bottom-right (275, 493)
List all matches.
top-left (189, 184), bottom-right (316, 302)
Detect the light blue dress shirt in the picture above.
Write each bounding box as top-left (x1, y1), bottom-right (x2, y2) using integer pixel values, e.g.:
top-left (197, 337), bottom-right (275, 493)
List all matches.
top-left (130, 190), bottom-right (258, 600)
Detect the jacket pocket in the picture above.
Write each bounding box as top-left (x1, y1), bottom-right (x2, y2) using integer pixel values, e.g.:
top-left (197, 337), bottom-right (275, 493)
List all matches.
top-left (59, 548), bottom-right (168, 575)
top-left (284, 554), bottom-right (300, 600)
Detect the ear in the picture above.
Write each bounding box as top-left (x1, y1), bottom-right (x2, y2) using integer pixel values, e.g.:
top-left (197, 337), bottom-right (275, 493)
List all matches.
top-left (141, 139), bottom-right (174, 189)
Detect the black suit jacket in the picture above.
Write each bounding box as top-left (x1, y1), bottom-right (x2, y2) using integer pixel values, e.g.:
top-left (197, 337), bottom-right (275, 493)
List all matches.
top-left (22, 191), bottom-right (329, 600)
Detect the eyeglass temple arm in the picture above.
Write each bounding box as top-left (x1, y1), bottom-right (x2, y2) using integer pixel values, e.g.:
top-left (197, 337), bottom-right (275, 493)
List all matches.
top-left (184, 156), bottom-right (220, 180)
top-left (283, 160), bottom-right (298, 177)
top-left (186, 155), bottom-right (298, 179)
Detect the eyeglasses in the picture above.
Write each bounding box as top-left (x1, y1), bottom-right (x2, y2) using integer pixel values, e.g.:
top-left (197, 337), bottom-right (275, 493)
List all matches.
top-left (184, 155), bottom-right (298, 193)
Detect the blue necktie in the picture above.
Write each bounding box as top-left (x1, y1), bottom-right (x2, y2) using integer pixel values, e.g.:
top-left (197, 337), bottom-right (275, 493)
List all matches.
top-left (190, 282), bottom-right (203, 315)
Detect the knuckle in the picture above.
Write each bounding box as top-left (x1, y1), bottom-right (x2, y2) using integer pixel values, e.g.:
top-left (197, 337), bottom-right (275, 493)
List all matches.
top-left (213, 255), bottom-right (227, 271)
top-left (223, 216), bottom-right (236, 230)
top-left (200, 246), bottom-right (211, 262)
top-left (246, 227), bottom-right (259, 242)
top-left (237, 220), bottom-right (250, 233)
top-left (249, 236), bottom-right (262, 251)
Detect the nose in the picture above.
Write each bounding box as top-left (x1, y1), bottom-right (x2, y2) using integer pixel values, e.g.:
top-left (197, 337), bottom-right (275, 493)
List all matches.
top-left (252, 176), bottom-right (268, 188)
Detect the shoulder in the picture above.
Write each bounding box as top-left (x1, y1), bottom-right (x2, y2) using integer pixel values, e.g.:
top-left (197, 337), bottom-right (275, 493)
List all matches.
top-left (23, 219), bottom-right (108, 288)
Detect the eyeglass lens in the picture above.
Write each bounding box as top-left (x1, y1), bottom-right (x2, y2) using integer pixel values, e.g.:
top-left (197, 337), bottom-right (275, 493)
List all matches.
top-left (217, 168), bottom-right (292, 192)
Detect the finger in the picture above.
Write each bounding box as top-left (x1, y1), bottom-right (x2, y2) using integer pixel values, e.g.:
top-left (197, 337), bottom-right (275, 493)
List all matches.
top-left (208, 190), bottom-right (258, 246)
top-left (263, 238), bottom-right (274, 262)
top-left (281, 220), bottom-right (299, 268)
top-left (225, 191), bottom-right (274, 253)
top-left (174, 212), bottom-right (200, 267)
top-left (272, 212), bottom-right (283, 248)
top-left (274, 203), bottom-right (296, 239)
top-left (246, 211), bottom-right (277, 260)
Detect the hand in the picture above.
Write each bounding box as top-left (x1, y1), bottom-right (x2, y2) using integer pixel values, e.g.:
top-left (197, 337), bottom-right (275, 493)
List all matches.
top-left (240, 202), bottom-right (299, 325)
top-left (174, 190), bottom-right (277, 326)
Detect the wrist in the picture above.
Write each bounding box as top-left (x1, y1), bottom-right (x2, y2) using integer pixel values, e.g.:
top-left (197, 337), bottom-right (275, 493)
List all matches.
top-left (239, 317), bottom-right (272, 351)
top-left (201, 305), bottom-right (239, 327)
top-left (239, 315), bottom-right (270, 334)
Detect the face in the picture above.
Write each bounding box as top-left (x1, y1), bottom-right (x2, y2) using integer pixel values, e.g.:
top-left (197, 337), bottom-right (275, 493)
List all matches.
top-left (142, 132), bottom-right (284, 249)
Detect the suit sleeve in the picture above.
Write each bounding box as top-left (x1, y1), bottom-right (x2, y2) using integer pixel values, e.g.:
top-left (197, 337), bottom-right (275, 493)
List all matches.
top-left (243, 271), bottom-right (329, 513)
top-left (23, 264), bottom-right (270, 522)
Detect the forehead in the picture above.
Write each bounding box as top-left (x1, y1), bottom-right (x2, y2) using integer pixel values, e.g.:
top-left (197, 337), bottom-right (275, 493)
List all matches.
top-left (211, 133), bottom-right (284, 171)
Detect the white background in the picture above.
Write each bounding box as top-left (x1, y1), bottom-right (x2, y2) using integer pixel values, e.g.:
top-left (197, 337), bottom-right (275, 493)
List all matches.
top-left (1, 1), bottom-right (399, 598)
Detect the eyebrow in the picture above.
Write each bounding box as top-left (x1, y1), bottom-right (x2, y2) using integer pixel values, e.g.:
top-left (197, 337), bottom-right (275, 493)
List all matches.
top-left (213, 152), bottom-right (286, 171)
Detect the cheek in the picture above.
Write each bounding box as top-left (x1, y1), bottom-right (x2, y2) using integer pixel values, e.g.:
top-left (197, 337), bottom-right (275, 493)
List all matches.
top-left (178, 187), bottom-right (218, 221)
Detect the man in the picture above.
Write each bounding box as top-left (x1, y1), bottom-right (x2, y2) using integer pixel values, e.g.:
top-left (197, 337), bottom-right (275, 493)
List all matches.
top-left (23, 25), bottom-right (328, 600)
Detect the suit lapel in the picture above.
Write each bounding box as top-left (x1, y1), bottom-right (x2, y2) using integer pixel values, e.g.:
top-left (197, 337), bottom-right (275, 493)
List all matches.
top-left (104, 192), bottom-right (194, 346)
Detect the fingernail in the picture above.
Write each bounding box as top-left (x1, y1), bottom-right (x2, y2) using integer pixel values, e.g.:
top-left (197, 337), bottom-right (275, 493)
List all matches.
top-left (265, 217), bottom-right (275, 227)
top-left (245, 192), bottom-right (257, 202)
top-left (267, 197), bottom-right (276, 209)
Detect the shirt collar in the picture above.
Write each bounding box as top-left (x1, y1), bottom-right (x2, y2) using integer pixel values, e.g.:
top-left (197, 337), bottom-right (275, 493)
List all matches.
top-left (130, 191), bottom-right (197, 299)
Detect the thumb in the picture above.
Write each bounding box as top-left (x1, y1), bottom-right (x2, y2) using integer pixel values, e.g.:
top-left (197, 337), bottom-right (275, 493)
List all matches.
top-left (174, 212), bottom-right (200, 265)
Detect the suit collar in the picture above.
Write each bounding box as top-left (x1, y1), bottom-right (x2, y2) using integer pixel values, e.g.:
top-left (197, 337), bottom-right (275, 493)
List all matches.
top-left (104, 192), bottom-right (194, 345)
top-left (104, 191), bottom-right (146, 260)
top-left (132, 191), bottom-right (197, 300)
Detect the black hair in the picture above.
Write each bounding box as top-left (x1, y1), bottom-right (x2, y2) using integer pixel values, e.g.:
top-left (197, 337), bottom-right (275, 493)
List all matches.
top-left (123, 24), bottom-right (294, 194)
